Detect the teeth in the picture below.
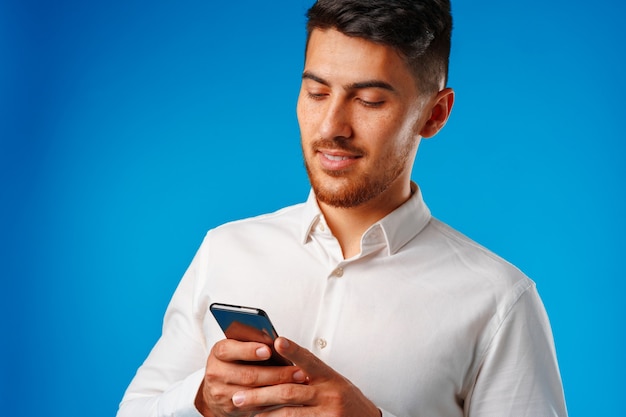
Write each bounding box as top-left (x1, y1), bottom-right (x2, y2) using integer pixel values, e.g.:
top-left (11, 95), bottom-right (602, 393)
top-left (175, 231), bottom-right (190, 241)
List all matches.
top-left (324, 153), bottom-right (350, 161)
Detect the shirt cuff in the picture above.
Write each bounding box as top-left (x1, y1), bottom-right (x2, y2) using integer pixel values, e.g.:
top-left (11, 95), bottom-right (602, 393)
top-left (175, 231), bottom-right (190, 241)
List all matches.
top-left (380, 407), bottom-right (399, 417)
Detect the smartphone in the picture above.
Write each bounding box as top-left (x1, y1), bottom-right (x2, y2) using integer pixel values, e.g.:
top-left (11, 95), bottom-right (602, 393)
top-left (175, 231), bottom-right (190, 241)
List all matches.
top-left (209, 303), bottom-right (292, 366)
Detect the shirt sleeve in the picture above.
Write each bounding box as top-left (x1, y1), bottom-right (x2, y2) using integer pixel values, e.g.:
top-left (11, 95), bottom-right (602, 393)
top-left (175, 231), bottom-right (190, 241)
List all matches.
top-left (117, 235), bottom-right (211, 417)
top-left (380, 408), bottom-right (400, 417)
top-left (466, 286), bottom-right (568, 417)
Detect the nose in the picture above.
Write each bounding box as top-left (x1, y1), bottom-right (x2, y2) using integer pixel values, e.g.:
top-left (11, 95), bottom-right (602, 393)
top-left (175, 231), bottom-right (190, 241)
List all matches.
top-left (319, 98), bottom-right (352, 140)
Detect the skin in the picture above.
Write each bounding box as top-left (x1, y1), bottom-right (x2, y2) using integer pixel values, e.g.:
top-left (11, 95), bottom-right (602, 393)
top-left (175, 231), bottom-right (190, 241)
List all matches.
top-left (195, 28), bottom-right (454, 416)
top-left (298, 28), bottom-right (454, 258)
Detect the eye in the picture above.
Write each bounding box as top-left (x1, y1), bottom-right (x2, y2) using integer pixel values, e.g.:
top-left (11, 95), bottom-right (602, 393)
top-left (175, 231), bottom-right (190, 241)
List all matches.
top-left (307, 91), bottom-right (327, 101)
top-left (357, 98), bottom-right (385, 108)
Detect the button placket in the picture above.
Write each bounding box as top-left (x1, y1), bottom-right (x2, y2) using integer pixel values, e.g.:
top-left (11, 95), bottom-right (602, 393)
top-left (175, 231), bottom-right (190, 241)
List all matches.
top-left (316, 338), bottom-right (328, 349)
top-left (331, 266), bottom-right (344, 278)
top-left (311, 262), bottom-right (349, 359)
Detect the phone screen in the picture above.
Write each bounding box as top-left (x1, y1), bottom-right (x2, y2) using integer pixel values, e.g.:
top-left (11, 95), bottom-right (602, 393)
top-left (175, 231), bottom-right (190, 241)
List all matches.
top-left (210, 303), bottom-right (291, 366)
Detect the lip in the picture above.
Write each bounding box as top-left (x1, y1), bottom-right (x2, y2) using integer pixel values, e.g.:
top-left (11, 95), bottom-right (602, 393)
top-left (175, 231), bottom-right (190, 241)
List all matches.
top-left (317, 149), bottom-right (362, 171)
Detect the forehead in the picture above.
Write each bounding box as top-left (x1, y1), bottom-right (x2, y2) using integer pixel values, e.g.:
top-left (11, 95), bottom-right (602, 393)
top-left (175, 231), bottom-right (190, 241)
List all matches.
top-left (304, 28), bottom-right (417, 92)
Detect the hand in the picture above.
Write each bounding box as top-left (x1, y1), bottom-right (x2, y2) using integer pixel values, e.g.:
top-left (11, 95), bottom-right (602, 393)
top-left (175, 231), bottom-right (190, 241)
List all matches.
top-left (195, 339), bottom-right (307, 417)
top-left (230, 337), bottom-right (382, 417)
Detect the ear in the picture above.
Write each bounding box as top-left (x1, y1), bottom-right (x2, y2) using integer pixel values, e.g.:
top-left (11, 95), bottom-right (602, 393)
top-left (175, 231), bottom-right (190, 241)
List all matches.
top-left (419, 88), bottom-right (454, 138)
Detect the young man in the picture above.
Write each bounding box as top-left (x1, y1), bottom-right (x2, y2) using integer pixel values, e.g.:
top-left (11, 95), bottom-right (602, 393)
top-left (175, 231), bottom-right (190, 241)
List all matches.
top-left (118, 1), bottom-right (567, 416)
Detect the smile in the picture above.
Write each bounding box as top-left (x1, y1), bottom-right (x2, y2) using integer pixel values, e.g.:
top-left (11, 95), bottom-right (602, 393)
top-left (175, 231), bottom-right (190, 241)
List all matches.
top-left (317, 150), bottom-right (362, 171)
top-left (323, 153), bottom-right (355, 161)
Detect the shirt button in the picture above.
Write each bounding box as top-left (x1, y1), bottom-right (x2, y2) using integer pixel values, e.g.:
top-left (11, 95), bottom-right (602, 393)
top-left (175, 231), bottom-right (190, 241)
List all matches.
top-left (319, 223), bottom-right (326, 232)
top-left (332, 267), bottom-right (344, 277)
top-left (316, 338), bottom-right (328, 349)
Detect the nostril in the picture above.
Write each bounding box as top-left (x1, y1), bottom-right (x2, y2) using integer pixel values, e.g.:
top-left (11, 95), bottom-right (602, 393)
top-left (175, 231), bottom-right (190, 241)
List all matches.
top-left (320, 109), bottom-right (352, 140)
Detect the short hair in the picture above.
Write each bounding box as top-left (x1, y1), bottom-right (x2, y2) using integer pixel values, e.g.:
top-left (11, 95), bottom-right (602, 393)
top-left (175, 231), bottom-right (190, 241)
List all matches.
top-left (306, 0), bottom-right (452, 94)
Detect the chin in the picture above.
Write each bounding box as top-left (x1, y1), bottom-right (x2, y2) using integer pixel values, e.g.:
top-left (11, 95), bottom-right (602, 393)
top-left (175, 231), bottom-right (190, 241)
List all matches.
top-left (312, 181), bottom-right (376, 208)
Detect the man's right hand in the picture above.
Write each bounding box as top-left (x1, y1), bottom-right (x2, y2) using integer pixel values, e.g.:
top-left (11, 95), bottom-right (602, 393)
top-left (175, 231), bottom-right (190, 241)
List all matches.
top-left (194, 339), bottom-right (307, 417)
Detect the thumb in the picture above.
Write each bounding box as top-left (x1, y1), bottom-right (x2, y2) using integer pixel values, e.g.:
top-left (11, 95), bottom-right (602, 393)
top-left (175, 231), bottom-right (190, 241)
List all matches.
top-left (274, 337), bottom-right (332, 380)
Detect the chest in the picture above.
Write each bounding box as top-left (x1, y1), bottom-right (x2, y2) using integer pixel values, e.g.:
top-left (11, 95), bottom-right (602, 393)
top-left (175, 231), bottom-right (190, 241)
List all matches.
top-left (200, 249), bottom-right (487, 416)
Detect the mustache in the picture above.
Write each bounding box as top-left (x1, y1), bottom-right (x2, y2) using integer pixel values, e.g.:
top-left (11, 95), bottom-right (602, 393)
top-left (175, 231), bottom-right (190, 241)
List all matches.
top-left (310, 138), bottom-right (366, 156)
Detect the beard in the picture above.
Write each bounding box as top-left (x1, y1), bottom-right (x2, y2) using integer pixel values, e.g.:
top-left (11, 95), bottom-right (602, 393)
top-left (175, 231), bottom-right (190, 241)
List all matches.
top-left (303, 137), bottom-right (413, 208)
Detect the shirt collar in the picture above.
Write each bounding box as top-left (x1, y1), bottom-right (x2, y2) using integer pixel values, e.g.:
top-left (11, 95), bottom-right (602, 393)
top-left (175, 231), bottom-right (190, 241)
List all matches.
top-left (300, 182), bottom-right (432, 256)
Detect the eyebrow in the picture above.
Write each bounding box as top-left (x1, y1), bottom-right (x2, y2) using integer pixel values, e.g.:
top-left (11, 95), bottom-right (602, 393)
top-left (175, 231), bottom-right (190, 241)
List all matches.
top-left (302, 71), bottom-right (397, 94)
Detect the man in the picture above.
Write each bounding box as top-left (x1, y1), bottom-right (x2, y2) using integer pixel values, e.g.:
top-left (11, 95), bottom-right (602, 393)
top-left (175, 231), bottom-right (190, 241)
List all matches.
top-left (118, 1), bottom-right (568, 416)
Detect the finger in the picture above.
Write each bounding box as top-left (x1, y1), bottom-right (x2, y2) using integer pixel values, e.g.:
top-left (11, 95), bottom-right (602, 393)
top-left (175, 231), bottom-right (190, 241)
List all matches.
top-left (211, 338), bottom-right (272, 363)
top-left (232, 383), bottom-right (314, 409)
top-left (200, 365), bottom-right (305, 415)
top-left (273, 337), bottom-right (331, 380)
top-left (222, 363), bottom-right (308, 387)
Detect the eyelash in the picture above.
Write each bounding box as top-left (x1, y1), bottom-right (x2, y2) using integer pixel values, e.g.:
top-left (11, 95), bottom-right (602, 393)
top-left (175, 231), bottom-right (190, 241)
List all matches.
top-left (307, 93), bottom-right (384, 108)
top-left (358, 98), bottom-right (385, 108)
top-left (307, 92), bottom-right (326, 100)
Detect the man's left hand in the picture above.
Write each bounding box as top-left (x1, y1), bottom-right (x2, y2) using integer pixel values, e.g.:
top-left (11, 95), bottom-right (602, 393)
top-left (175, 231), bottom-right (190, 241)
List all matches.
top-left (230, 337), bottom-right (382, 417)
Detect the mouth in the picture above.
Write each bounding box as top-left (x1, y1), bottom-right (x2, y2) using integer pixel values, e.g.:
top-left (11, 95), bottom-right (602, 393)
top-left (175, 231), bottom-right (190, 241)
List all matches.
top-left (316, 149), bottom-right (362, 171)
top-left (321, 152), bottom-right (358, 161)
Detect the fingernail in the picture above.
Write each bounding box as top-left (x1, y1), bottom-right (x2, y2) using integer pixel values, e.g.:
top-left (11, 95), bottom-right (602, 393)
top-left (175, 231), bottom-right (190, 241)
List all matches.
top-left (293, 370), bottom-right (306, 382)
top-left (277, 338), bottom-right (290, 350)
top-left (256, 346), bottom-right (271, 359)
top-left (232, 391), bottom-right (245, 406)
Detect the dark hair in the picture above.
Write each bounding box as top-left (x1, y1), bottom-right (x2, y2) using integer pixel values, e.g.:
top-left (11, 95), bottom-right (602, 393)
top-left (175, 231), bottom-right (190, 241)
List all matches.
top-left (306, 0), bottom-right (452, 94)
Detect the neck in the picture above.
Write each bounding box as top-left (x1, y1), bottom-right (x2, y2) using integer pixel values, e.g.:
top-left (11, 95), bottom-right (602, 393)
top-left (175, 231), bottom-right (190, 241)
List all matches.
top-left (319, 181), bottom-right (414, 259)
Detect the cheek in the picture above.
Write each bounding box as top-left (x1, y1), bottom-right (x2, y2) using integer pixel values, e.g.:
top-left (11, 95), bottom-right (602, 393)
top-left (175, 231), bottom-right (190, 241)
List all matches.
top-left (373, 117), bottom-right (417, 157)
top-left (356, 113), bottom-right (400, 143)
top-left (296, 101), bottom-right (320, 141)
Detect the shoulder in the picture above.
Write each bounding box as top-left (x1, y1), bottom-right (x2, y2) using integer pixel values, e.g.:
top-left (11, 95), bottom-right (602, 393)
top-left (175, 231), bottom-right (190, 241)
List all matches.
top-left (204, 201), bottom-right (307, 244)
top-left (418, 217), bottom-right (534, 299)
top-left (427, 218), bottom-right (518, 264)
top-left (186, 202), bottom-right (308, 277)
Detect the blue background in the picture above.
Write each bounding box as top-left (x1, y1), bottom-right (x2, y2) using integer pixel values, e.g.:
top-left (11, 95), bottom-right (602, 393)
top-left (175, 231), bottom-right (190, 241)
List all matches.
top-left (1, 0), bottom-right (624, 415)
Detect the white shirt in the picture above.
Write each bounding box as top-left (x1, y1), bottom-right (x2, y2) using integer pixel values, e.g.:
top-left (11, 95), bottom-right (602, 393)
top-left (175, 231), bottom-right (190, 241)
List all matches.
top-left (118, 184), bottom-right (567, 417)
